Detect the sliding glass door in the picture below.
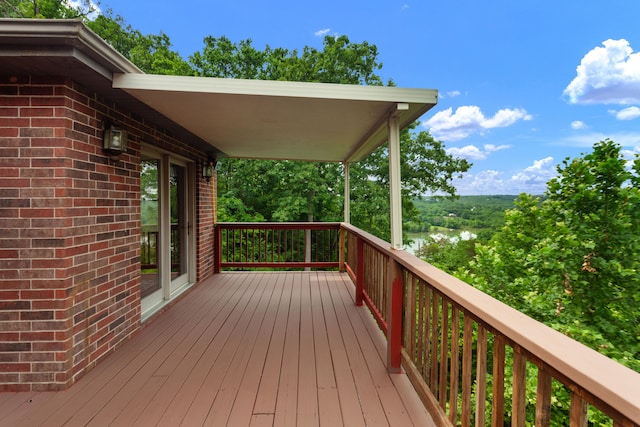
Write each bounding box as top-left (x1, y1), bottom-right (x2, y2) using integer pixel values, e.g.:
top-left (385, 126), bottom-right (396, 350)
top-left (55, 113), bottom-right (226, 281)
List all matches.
top-left (169, 161), bottom-right (192, 293)
top-left (140, 158), bottom-right (161, 302)
top-left (140, 149), bottom-right (195, 317)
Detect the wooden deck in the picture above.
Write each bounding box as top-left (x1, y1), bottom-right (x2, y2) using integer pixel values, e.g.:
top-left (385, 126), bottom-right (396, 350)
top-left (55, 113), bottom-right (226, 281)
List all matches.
top-left (1, 271), bottom-right (433, 427)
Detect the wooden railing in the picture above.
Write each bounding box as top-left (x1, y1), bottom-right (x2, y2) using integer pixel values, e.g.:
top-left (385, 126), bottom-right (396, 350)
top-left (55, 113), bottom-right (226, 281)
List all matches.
top-left (214, 222), bottom-right (342, 272)
top-left (212, 222), bottom-right (639, 425)
top-left (341, 223), bottom-right (640, 427)
top-left (140, 224), bottom-right (180, 269)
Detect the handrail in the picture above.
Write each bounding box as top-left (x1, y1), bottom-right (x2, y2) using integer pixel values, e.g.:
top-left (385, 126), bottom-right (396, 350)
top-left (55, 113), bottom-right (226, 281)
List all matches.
top-left (341, 222), bottom-right (640, 426)
top-left (214, 222), bottom-right (341, 271)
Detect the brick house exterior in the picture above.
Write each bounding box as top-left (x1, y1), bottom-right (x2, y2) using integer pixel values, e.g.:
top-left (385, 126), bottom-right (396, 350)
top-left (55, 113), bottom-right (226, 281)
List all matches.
top-left (0, 18), bottom-right (438, 393)
top-left (0, 21), bottom-right (216, 391)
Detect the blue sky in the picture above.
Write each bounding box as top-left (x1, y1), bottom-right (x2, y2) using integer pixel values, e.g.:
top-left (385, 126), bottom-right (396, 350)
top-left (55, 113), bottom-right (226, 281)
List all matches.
top-left (97, 0), bottom-right (640, 195)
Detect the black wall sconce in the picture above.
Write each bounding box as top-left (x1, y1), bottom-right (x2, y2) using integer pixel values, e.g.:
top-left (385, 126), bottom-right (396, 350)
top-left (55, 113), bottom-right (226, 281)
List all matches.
top-left (103, 123), bottom-right (128, 160)
top-left (202, 158), bottom-right (217, 181)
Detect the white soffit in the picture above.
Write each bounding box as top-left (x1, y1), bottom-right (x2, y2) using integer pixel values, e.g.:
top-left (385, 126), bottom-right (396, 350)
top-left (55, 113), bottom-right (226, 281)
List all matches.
top-left (112, 73), bottom-right (437, 162)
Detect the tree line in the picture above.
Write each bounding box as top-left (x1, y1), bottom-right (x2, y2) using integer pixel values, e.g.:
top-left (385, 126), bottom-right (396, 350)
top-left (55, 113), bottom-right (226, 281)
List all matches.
top-left (1, 0), bottom-right (471, 243)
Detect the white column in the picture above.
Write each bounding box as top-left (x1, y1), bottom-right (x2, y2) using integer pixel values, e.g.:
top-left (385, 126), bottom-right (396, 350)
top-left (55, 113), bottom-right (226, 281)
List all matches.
top-left (343, 162), bottom-right (350, 223)
top-left (388, 104), bottom-right (407, 249)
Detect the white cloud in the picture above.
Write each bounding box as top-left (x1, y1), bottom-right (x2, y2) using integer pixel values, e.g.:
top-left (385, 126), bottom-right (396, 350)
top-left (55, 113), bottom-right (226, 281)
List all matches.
top-left (560, 131), bottom-right (640, 148)
top-left (453, 157), bottom-right (557, 195)
top-left (447, 143), bottom-right (511, 161)
top-left (614, 106), bottom-right (640, 120)
top-left (621, 146), bottom-right (640, 163)
top-left (571, 120), bottom-right (586, 130)
top-left (563, 39), bottom-right (640, 105)
top-left (511, 157), bottom-right (556, 186)
top-left (314, 28), bottom-right (331, 37)
top-left (424, 105), bottom-right (532, 141)
top-left (446, 90), bottom-right (461, 98)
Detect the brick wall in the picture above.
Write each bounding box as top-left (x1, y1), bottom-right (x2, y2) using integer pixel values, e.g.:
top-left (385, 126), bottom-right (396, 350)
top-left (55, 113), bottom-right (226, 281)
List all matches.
top-left (197, 173), bottom-right (216, 281)
top-left (0, 76), bottom-right (216, 391)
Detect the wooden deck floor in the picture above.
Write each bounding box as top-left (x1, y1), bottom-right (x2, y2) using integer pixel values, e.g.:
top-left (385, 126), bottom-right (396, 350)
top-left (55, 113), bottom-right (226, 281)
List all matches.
top-left (1, 271), bottom-right (433, 427)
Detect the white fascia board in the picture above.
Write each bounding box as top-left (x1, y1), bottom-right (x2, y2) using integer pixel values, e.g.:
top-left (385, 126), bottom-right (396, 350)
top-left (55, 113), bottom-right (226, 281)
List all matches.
top-left (112, 73), bottom-right (437, 104)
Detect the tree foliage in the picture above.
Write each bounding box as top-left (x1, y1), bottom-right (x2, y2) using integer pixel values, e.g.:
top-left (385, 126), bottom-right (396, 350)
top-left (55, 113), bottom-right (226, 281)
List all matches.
top-left (1, 1), bottom-right (192, 75)
top-left (87, 12), bottom-right (192, 75)
top-left (470, 140), bottom-right (640, 371)
top-left (350, 124), bottom-right (471, 240)
top-left (0, 0), bottom-right (95, 18)
top-left (190, 34), bottom-right (382, 85)
top-left (193, 36), bottom-right (470, 239)
top-left (4, 2), bottom-right (471, 241)
top-left (410, 195), bottom-right (516, 233)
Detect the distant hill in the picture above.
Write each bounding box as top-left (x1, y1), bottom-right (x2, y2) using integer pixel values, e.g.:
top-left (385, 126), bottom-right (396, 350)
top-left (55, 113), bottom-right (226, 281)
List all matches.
top-left (408, 195), bottom-right (521, 238)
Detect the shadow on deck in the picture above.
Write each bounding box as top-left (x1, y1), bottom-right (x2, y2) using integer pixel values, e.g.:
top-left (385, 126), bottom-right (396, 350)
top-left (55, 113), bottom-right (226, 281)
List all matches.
top-left (1, 271), bottom-right (433, 426)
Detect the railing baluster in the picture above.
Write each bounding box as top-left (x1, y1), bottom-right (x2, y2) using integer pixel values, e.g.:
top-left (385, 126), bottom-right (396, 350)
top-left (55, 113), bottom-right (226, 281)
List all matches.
top-left (536, 369), bottom-right (552, 427)
top-left (387, 257), bottom-right (403, 373)
top-left (339, 227), bottom-right (345, 271)
top-left (276, 228), bottom-right (280, 263)
top-left (461, 315), bottom-right (473, 427)
top-left (512, 349), bottom-right (527, 427)
top-left (449, 306), bottom-right (460, 425)
top-left (355, 237), bottom-right (364, 306)
top-left (430, 291), bottom-right (439, 393)
top-left (404, 274), bottom-right (417, 363)
top-left (417, 281), bottom-right (426, 376)
top-left (475, 325), bottom-right (487, 427)
top-left (424, 285), bottom-right (432, 383)
top-left (570, 393), bottom-right (588, 427)
top-left (438, 300), bottom-right (449, 406)
top-left (491, 335), bottom-right (506, 427)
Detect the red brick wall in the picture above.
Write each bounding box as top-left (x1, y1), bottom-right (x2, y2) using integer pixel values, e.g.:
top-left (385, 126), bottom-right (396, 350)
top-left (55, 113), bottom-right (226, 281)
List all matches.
top-left (197, 173), bottom-right (216, 281)
top-left (0, 76), bottom-right (216, 391)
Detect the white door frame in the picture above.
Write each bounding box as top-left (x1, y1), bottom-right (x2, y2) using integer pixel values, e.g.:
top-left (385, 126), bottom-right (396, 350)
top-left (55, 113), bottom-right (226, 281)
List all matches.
top-left (140, 145), bottom-right (196, 319)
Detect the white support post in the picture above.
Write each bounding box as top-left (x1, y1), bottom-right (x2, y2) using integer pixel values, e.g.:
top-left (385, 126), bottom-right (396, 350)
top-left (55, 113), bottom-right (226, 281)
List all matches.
top-left (344, 162), bottom-right (351, 224)
top-left (388, 104), bottom-right (407, 250)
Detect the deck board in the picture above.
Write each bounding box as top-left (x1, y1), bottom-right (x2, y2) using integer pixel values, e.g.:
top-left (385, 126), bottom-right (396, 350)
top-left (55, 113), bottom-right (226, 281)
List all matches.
top-left (1, 271), bottom-right (434, 427)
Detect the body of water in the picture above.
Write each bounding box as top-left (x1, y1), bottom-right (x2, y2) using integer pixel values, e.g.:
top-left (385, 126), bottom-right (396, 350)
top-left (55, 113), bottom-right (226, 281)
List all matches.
top-left (404, 230), bottom-right (477, 255)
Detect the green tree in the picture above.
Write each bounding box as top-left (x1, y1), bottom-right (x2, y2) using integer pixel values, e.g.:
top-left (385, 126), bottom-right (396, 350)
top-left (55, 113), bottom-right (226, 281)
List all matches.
top-left (87, 12), bottom-right (192, 75)
top-left (351, 124), bottom-right (471, 241)
top-left (470, 139), bottom-right (640, 371)
top-left (193, 35), bottom-right (386, 227)
top-left (216, 159), bottom-right (343, 223)
top-left (7, 5), bottom-right (471, 240)
top-left (190, 34), bottom-right (382, 85)
top-left (196, 36), bottom-right (470, 239)
top-left (0, 0), bottom-right (95, 18)
top-left (461, 140), bottom-right (639, 424)
top-left (1, 1), bottom-right (192, 75)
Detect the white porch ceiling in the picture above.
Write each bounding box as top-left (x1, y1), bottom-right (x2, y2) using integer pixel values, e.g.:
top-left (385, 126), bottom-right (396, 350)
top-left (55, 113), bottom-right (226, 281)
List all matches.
top-left (113, 74), bottom-right (437, 163)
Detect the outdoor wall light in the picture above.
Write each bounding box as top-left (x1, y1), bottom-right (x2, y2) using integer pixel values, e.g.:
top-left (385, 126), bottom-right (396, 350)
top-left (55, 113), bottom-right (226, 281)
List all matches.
top-left (103, 123), bottom-right (128, 160)
top-left (202, 158), bottom-right (217, 181)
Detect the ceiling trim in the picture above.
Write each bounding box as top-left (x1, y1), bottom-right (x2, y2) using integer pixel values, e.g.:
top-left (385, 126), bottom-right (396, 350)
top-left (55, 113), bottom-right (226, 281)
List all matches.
top-left (113, 73), bottom-right (438, 163)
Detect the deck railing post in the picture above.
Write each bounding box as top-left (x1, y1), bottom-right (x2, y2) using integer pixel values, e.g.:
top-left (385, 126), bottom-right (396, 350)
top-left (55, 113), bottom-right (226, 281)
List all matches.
top-left (214, 224), bottom-right (222, 273)
top-left (387, 255), bottom-right (403, 373)
top-left (339, 226), bottom-right (346, 273)
top-left (355, 236), bottom-right (364, 306)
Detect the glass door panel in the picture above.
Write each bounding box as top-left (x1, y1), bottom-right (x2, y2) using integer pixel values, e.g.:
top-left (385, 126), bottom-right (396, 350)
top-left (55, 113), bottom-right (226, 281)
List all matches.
top-left (141, 151), bottom-right (194, 318)
top-left (140, 159), bottom-right (161, 300)
top-left (170, 163), bottom-right (189, 290)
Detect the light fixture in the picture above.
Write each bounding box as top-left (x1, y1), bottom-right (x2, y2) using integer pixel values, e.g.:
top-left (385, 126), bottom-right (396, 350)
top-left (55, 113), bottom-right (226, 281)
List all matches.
top-left (103, 123), bottom-right (128, 160)
top-left (202, 158), bottom-right (217, 181)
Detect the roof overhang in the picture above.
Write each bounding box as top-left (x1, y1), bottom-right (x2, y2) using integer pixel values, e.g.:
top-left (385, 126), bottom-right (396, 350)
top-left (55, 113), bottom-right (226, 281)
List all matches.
top-left (113, 74), bottom-right (438, 163)
top-left (1, 19), bottom-right (438, 163)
